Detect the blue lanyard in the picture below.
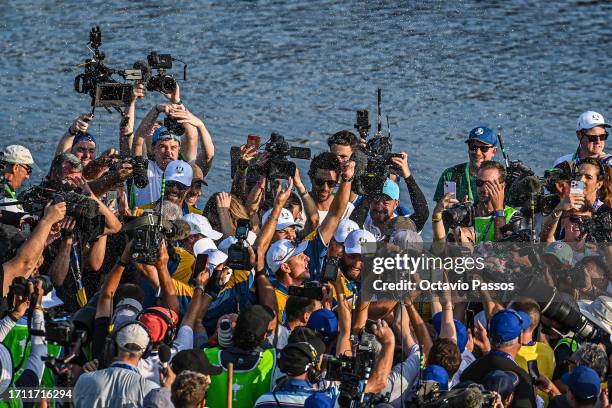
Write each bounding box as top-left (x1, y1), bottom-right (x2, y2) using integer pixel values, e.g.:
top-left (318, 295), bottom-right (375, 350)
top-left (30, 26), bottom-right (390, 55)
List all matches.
top-left (111, 362), bottom-right (140, 373)
top-left (482, 216), bottom-right (495, 240)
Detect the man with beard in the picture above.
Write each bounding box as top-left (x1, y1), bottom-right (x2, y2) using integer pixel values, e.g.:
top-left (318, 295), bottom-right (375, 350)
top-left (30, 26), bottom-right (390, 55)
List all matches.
top-left (554, 110), bottom-right (610, 166)
top-left (308, 152), bottom-right (355, 223)
top-left (135, 160), bottom-right (203, 216)
top-left (433, 126), bottom-right (498, 204)
top-left (340, 229), bottom-right (376, 283)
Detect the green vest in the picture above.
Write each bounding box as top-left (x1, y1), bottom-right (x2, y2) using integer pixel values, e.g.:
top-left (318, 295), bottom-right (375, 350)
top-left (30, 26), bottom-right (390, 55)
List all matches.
top-left (204, 347), bottom-right (276, 408)
top-left (474, 206), bottom-right (517, 243)
top-left (0, 323), bottom-right (63, 408)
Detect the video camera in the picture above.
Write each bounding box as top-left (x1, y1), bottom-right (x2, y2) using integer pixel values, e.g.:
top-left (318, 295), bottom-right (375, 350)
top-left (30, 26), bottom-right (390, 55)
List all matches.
top-left (123, 213), bottom-right (190, 264)
top-left (324, 332), bottom-right (382, 407)
top-left (226, 219), bottom-right (253, 270)
top-left (230, 132), bottom-right (311, 190)
top-left (359, 89), bottom-right (403, 197)
top-left (108, 154), bottom-right (149, 189)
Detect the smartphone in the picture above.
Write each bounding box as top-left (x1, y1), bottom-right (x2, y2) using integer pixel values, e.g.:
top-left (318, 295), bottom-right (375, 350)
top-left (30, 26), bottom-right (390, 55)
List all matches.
top-left (570, 180), bottom-right (585, 209)
top-left (190, 254), bottom-right (208, 285)
top-left (235, 218), bottom-right (251, 240)
top-left (465, 309), bottom-right (475, 333)
top-left (275, 178), bottom-right (289, 191)
top-left (247, 134), bottom-right (261, 150)
top-left (321, 256), bottom-right (340, 283)
top-left (444, 181), bottom-right (456, 198)
top-left (527, 360), bottom-right (540, 382)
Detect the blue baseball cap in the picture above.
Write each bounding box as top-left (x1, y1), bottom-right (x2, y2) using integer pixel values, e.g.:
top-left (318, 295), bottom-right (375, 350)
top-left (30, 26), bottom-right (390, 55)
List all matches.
top-left (482, 370), bottom-right (519, 400)
top-left (72, 133), bottom-right (96, 147)
top-left (306, 309), bottom-right (338, 343)
top-left (562, 366), bottom-right (600, 402)
top-left (431, 312), bottom-right (468, 353)
top-left (489, 309), bottom-right (531, 343)
top-left (305, 393), bottom-right (334, 408)
top-left (381, 178), bottom-right (400, 200)
top-left (152, 127), bottom-right (182, 145)
top-left (465, 126), bottom-right (497, 146)
top-left (423, 364), bottom-right (449, 390)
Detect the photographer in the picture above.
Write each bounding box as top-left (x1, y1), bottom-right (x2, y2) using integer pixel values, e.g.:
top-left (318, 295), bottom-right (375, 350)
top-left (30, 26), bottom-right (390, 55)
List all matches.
top-left (554, 111), bottom-right (610, 166)
top-left (1, 202), bottom-right (66, 309)
top-left (0, 145), bottom-right (35, 213)
top-left (359, 152), bottom-right (429, 237)
top-left (433, 126), bottom-right (498, 204)
top-left (433, 160), bottom-right (517, 243)
top-left (55, 113), bottom-right (95, 166)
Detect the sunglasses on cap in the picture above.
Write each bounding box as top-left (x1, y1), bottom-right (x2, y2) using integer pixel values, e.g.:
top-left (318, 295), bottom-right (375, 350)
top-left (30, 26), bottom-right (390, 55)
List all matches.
top-left (313, 178), bottom-right (337, 188)
top-left (580, 130), bottom-right (609, 143)
top-left (468, 143), bottom-right (493, 153)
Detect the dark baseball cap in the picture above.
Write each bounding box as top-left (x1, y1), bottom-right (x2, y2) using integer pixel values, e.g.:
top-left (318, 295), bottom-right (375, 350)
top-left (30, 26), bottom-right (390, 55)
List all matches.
top-left (235, 305), bottom-right (273, 340)
top-left (482, 370), bottom-right (519, 400)
top-left (171, 349), bottom-right (222, 376)
top-left (279, 341), bottom-right (325, 376)
top-left (562, 365), bottom-right (600, 402)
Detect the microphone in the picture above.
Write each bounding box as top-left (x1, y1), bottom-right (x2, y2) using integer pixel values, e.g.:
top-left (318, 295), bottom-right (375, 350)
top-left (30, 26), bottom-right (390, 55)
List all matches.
top-left (159, 344), bottom-right (171, 376)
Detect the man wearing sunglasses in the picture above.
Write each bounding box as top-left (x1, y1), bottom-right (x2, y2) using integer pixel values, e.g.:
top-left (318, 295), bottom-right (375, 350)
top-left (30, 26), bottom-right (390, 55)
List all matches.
top-left (554, 111), bottom-right (611, 166)
top-left (434, 126), bottom-right (498, 204)
top-left (0, 145), bottom-right (35, 213)
top-left (308, 152), bottom-right (355, 224)
top-left (135, 160), bottom-right (203, 216)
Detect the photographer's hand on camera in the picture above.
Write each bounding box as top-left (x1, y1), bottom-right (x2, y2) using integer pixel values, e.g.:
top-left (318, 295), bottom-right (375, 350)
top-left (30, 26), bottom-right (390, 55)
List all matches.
top-left (364, 320), bottom-right (395, 394)
top-left (390, 151), bottom-right (411, 179)
top-left (541, 193), bottom-right (586, 242)
top-left (161, 81), bottom-right (181, 104)
top-left (56, 113), bottom-right (93, 156)
top-left (432, 192), bottom-right (459, 242)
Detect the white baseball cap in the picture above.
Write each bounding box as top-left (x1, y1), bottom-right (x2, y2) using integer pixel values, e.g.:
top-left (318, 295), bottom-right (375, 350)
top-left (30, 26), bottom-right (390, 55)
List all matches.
top-left (193, 237), bottom-right (218, 255)
top-left (344, 229), bottom-right (377, 255)
top-left (115, 322), bottom-right (150, 353)
top-left (218, 231), bottom-right (257, 254)
top-left (203, 249), bottom-right (229, 269)
top-left (333, 219), bottom-right (360, 244)
top-left (164, 160), bottom-right (193, 187)
top-left (183, 213), bottom-right (223, 240)
top-left (262, 208), bottom-right (298, 231)
top-left (577, 111), bottom-right (610, 131)
top-left (0, 343), bottom-right (12, 394)
top-left (265, 239), bottom-right (309, 273)
top-left (0, 145), bottom-right (35, 166)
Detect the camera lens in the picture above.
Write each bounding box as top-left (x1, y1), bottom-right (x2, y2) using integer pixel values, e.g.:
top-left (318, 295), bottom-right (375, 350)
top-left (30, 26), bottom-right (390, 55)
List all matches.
top-left (161, 76), bottom-right (177, 93)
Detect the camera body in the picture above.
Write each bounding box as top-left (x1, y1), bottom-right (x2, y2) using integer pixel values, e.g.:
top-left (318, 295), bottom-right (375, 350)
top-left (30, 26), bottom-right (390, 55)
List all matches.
top-left (354, 109), bottom-right (371, 136)
top-left (226, 219), bottom-right (253, 270)
top-left (321, 255), bottom-right (340, 283)
top-left (360, 135), bottom-right (402, 197)
top-left (146, 52), bottom-right (177, 94)
top-left (576, 209), bottom-right (612, 242)
top-left (442, 202), bottom-right (475, 229)
top-left (108, 154), bottom-right (149, 189)
top-left (163, 116), bottom-right (185, 136)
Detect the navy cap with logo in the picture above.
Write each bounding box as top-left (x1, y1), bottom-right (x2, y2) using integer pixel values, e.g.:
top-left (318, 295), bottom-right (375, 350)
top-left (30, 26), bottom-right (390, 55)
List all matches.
top-left (489, 309), bottom-right (531, 343)
top-left (562, 365), bottom-right (600, 402)
top-left (482, 370), bottom-right (519, 400)
top-left (465, 126), bottom-right (497, 146)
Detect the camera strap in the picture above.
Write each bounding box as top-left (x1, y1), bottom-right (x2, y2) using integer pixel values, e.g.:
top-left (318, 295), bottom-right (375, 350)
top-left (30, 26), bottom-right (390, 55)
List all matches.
top-left (70, 242), bottom-right (88, 308)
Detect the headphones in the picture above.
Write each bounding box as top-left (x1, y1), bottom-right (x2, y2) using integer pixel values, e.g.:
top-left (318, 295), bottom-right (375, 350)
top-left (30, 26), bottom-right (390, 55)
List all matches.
top-left (136, 307), bottom-right (178, 346)
top-left (103, 320), bottom-right (153, 366)
top-left (279, 342), bottom-right (322, 384)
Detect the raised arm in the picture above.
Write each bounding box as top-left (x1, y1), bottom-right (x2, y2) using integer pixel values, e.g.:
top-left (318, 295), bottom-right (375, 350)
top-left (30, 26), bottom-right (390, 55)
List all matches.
top-left (56, 113), bottom-right (92, 156)
top-left (318, 161), bottom-right (355, 245)
top-left (119, 82), bottom-right (145, 155)
top-left (96, 241), bottom-right (133, 319)
top-left (3, 202), bottom-right (66, 296)
top-left (391, 153), bottom-right (429, 232)
top-left (155, 241), bottom-right (180, 314)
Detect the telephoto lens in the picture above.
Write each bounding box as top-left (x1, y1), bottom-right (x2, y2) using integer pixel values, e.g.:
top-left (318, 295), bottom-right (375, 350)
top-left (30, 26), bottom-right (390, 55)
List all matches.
top-left (218, 319), bottom-right (234, 348)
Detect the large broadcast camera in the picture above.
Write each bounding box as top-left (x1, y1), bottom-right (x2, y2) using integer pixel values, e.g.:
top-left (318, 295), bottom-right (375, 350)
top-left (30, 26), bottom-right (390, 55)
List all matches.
top-left (74, 27), bottom-right (187, 113)
top-left (359, 89), bottom-right (403, 197)
top-left (123, 212), bottom-right (190, 264)
top-left (323, 332), bottom-right (386, 407)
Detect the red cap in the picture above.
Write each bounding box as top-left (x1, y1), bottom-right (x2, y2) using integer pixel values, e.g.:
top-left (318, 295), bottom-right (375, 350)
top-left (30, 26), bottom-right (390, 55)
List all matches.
top-left (137, 307), bottom-right (178, 343)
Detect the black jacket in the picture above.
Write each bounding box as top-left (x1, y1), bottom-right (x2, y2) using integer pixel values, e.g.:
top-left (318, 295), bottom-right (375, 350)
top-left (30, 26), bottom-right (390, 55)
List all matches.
top-left (460, 352), bottom-right (536, 408)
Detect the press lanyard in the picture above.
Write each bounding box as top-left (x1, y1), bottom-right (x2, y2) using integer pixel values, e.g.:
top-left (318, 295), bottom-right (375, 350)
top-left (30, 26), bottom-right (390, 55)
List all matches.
top-left (464, 163), bottom-right (474, 202)
top-left (4, 185), bottom-right (15, 199)
top-left (71, 242), bottom-right (88, 307)
top-left (482, 216), bottom-right (495, 241)
top-left (111, 362), bottom-right (140, 373)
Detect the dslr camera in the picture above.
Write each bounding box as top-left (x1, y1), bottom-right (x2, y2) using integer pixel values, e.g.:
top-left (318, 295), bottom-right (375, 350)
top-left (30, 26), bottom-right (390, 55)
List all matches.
top-left (108, 154), bottom-right (149, 189)
top-left (124, 214), bottom-right (190, 264)
top-left (226, 219), bottom-right (253, 270)
top-left (442, 202), bottom-right (475, 229)
top-left (288, 281), bottom-right (324, 301)
top-left (256, 133), bottom-right (311, 180)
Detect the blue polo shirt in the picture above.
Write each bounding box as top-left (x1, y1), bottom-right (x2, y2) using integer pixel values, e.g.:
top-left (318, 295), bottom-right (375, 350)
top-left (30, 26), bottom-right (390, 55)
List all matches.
top-left (253, 379), bottom-right (321, 407)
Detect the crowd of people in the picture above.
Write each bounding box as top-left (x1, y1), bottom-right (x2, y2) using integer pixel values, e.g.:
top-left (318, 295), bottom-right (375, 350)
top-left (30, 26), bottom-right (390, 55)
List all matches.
top-left (0, 79), bottom-right (611, 408)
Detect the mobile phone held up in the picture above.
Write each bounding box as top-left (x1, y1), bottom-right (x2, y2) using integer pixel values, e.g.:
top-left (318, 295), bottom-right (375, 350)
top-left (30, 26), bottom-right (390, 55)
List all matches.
top-left (570, 180), bottom-right (585, 210)
top-left (190, 253), bottom-right (208, 285)
top-left (444, 181), bottom-right (456, 198)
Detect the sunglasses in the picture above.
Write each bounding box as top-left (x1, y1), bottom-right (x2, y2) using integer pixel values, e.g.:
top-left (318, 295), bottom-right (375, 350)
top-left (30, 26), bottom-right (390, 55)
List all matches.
top-left (468, 143), bottom-right (492, 153)
top-left (18, 164), bottom-right (33, 175)
top-left (581, 131), bottom-right (609, 143)
top-left (166, 180), bottom-right (189, 190)
top-left (313, 178), bottom-right (337, 188)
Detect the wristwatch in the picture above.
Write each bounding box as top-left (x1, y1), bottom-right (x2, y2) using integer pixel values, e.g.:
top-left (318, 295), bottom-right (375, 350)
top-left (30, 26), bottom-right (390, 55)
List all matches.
top-left (341, 175), bottom-right (354, 183)
top-left (493, 210), bottom-right (505, 218)
top-left (551, 209), bottom-right (563, 219)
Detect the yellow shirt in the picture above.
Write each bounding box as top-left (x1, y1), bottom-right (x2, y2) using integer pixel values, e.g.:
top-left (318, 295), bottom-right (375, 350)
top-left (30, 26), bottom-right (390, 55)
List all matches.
top-left (133, 201), bottom-right (204, 216)
top-left (516, 342), bottom-right (556, 407)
